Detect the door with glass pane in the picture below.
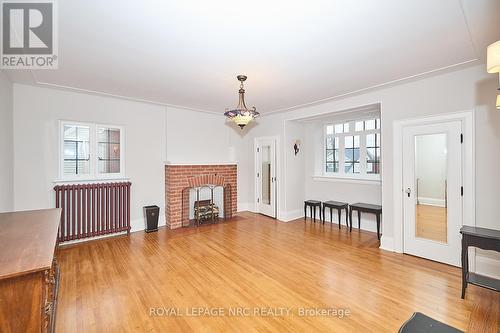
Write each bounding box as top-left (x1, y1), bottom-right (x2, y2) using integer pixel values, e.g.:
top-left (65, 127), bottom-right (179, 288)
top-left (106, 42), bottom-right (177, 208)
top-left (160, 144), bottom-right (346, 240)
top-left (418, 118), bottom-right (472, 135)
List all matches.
top-left (402, 121), bottom-right (462, 266)
top-left (256, 138), bottom-right (276, 218)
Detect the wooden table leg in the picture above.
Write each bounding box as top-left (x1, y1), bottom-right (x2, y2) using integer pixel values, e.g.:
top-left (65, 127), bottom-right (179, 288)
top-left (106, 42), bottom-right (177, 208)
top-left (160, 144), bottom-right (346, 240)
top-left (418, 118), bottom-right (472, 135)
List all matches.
top-left (358, 210), bottom-right (361, 230)
top-left (376, 213), bottom-right (380, 240)
top-left (349, 208), bottom-right (353, 232)
top-left (304, 204), bottom-right (306, 221)
top-left (322, 205), bottom-right (325, 224)
top-left (345, 207), bottom-right (348, 228)
top-left (337, 208), bottom-right (341, 229)
top-left (461, 236), bottom-right (468, 299)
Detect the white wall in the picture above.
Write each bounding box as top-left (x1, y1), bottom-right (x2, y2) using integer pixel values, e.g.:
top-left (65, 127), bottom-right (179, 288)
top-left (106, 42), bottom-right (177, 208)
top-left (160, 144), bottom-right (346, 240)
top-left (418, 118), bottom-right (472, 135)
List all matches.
top-left (10, 85), bottom-right (251, 234)
top-left (243, 64), bottom-right (500, 277)
top-left (165, 106), bottom-right (251, 209)
top-left (166, 107), bottom-right (234, 163)
top-left (282, 120), bottom-right (305, 220)
top-left (12, 84), bottom-right (167, 231)
top-left (0, 71), bottom-right (13, 212)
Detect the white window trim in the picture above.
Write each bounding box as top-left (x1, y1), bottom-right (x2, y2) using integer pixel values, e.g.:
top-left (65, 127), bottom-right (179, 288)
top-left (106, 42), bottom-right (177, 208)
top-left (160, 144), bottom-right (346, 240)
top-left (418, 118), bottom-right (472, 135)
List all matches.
top-left (58, 120), bottom-right (125, 181)
top-left (312, 175), bottom-right (381, 185)
top-left (323, 119), bottom-right (381, 181)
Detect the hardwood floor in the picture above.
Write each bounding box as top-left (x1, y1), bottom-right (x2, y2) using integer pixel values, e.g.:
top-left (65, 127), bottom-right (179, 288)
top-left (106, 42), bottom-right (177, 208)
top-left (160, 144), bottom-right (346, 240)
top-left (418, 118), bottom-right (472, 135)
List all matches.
top-left (55, 212), bottom-right (499, 332)
top-left (416, 204), bottom-right (447, 243)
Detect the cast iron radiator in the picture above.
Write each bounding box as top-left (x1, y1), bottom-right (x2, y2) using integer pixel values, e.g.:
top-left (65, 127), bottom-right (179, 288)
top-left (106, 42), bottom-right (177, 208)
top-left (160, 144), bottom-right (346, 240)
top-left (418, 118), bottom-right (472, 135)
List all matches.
top-left (54, 182), bottom-right (131, 242)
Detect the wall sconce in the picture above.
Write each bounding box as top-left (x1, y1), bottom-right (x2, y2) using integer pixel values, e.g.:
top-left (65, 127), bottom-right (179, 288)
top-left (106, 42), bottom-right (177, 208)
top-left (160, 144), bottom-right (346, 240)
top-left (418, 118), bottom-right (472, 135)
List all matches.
top-left (293, 140), bottom-right (301, 156)
top-left (487, 41), bottom-right (500, 109)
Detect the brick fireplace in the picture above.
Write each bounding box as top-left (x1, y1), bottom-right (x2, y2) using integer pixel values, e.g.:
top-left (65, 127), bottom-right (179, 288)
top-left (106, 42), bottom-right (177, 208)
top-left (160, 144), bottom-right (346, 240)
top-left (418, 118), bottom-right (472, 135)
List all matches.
top-left (165, 163), bottom-right (237, 229)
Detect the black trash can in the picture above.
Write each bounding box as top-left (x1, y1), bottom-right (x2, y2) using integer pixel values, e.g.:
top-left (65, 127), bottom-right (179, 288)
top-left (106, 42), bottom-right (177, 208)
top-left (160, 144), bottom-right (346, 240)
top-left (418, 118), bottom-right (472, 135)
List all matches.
top-left (144, 205), bottom-right (159, 233)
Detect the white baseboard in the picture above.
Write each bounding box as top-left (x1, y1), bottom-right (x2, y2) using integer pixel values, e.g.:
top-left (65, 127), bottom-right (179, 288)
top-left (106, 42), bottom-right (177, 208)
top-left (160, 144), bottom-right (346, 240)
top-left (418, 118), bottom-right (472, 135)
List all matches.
top-left (130, 216), bottom-right (166, 233)
top-left (379, 236), bottom-right (394, 252)
top-left (303, 210), bottom-right (379, 234)
top-left (58, 216), bottom-right (166, 247)
top-left (237, 202), bottom-right (254, 213)
top-left (58, 231), bottom-right (129, 246)
top-left (417, 197), bottom-right (446, 207)
top-left (280, 209), bottom-right (303, 222)
top-left (130, 218), bottom-right (145, 233)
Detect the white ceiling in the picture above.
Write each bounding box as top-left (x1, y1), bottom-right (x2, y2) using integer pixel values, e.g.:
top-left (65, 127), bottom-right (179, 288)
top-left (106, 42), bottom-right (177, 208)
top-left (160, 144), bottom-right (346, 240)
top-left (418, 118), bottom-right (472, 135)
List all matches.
top-left (4, 0), bottom-right (500, 114)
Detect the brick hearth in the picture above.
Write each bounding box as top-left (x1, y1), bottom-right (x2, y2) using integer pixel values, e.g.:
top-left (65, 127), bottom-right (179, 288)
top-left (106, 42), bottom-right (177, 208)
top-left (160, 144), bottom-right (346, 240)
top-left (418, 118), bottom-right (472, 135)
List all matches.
top-left (165, 164), bottom-right (237, 229)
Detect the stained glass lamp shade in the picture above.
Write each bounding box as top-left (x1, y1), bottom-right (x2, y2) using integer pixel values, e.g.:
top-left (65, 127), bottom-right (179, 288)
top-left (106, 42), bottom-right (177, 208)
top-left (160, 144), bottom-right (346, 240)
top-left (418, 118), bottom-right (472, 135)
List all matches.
top-left (224, 75), bottom-right (260, 129)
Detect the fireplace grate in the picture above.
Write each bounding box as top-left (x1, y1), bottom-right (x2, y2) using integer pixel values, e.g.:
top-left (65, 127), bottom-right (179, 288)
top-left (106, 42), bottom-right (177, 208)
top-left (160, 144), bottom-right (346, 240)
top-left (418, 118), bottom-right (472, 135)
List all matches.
top-left (181, 183), bottom-right (232, 227)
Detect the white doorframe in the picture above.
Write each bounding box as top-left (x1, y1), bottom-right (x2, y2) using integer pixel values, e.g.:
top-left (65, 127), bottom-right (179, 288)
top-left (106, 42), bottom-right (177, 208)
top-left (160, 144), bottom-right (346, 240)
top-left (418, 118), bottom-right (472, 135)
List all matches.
top-left (254, 136), bottom-right (281, 219)
top-left (392, 110), bottom-right (475, 258)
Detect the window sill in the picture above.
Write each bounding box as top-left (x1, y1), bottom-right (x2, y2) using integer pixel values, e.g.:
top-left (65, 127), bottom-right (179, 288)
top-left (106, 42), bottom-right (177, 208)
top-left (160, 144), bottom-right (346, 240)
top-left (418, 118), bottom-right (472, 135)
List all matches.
top-left (53, 176), bottom-right (130, 184)
top-left (312, 175), bottom-right (381, 185)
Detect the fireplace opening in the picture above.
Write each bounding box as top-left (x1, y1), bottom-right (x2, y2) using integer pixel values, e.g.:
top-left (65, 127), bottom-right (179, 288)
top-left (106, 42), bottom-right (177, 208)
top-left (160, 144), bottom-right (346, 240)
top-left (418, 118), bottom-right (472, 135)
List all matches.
top-left (181, 182), bottom-right (232, 227)
top-left (192, 185), bottom-right (223, 225)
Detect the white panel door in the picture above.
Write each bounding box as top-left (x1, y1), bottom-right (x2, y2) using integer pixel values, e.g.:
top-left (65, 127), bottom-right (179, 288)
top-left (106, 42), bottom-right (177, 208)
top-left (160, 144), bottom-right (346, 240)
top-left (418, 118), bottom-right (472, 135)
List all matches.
top-left (402, 121), bottom-right (462, 266)
top-left (256, 138), bottom-right (276, 218)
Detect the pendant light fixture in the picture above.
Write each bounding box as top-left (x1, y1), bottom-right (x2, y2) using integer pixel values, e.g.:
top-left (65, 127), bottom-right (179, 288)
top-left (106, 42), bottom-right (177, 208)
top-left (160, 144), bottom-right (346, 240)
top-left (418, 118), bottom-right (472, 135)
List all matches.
top-left (224, 75), bottom-right (260, 129)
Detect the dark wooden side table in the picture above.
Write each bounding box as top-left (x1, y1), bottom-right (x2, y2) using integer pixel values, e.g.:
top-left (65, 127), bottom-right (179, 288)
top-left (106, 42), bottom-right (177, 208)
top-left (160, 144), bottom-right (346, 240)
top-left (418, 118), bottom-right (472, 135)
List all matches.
top-left (322, 201), bottom-right (348, 228)
top-left (460, 226), bottom-right (500, 299)
top-left (304, 200), bottom-right (322, 223)
top-left (349, 203), bottom-right (382, 240)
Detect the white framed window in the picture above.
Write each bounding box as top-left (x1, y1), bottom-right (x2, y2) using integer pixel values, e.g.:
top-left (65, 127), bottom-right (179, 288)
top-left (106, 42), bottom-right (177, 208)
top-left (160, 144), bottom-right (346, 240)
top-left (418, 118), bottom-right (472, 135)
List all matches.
top-left (60, 121), bottom-right (125, 180)
top-left (324, 118), bottom-right (380, 180)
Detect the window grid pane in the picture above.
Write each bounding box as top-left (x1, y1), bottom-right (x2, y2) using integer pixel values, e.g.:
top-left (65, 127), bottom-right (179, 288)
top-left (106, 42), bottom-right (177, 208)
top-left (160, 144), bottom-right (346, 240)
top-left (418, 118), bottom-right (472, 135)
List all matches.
top-left (63, 125), bottom-right (90, 175)
top-left (326, 136), bottom-right (334, 149)
top-left (365, 119), bottom-right (375, 130)
top-left (326, 125), bottom-right (334, 135)
top-left (344, 135), bottom-right (360, 173)
top-left (345, 162), bottom-right (360, 173)
top-left (334, 124), bottom-right (343, 134)
top-left (355, 121), bottom-right (364, 131)
top-left (366, 133), bottom-right (380, 174)
top-left (325, 120), bottom-right (380, 177)
top-left (98, 127), bottom-right (121, 174)
top-left (326, 137), bottom-right (339, 173)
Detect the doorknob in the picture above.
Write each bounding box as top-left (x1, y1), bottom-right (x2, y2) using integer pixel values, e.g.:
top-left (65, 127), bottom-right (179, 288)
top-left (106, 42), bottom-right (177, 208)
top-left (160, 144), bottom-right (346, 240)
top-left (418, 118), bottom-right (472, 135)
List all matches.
top-left (405, 188), bottom-right (411, 197)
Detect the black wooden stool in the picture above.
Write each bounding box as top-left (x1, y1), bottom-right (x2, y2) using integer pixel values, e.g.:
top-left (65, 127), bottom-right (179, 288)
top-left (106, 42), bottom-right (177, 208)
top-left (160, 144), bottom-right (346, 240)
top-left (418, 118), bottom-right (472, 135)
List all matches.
top-left (349, 203), bottom-right (382, 240)
top-left (322, 201), bottom-right (349, 228)
top-left (304, 200), bottom-right (322, 223)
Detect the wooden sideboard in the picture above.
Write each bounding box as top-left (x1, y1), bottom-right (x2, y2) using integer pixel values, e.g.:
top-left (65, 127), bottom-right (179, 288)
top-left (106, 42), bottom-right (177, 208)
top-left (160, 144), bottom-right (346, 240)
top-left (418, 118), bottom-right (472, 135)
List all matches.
top-left (0, 209), bottom-right (61, 333)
